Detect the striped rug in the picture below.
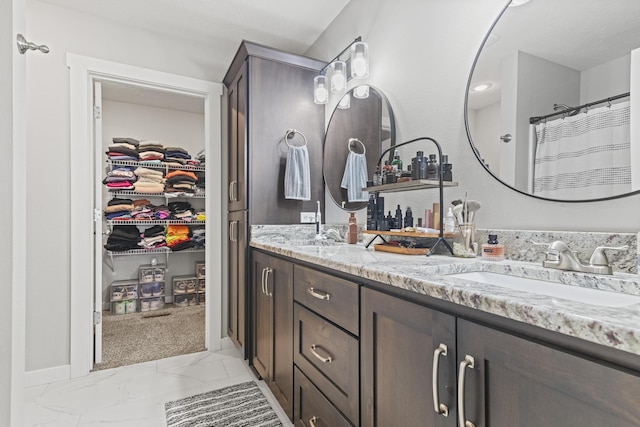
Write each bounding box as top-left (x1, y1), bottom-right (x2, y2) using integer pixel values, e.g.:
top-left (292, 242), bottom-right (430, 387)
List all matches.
top-left (165, 381), bottom-right (283, 427)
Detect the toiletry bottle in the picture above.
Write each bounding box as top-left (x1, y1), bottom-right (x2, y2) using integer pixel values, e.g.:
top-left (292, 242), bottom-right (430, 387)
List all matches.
top-left (395, 205), bottom-right (403, 229)
top-left (427, 154), bottom-right (439, 180)
top-left (366, 194), bottom-right (376, 230)
top-left (432, 202), bottom-right (440, 230)
top-left (373, 165), bottom-right (382, 186)
top-left (442, 154), bottom-right (453, 181)
top-left (348, 212), bottom-right (358, 244)
top-left (315, 200), bottom-right (322, 237)
top-left (444, 207), bottom-right (456, 233)
top-left (411, 151), bottom-right (425, 180)
top-left (481, 234), bottom-right (505, 261)
top-left (386, 211), bottom-right (394, 230)
top-left (404, 207), bottom-right (414, 227)
top-left (376, 196), bottom-right (385, 230)
top-left (391, 149), bottom-right (403, 175)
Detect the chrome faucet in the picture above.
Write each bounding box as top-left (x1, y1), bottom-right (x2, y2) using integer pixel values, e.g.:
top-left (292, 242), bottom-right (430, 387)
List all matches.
top-left (533, 240), bottom-right (628, 275)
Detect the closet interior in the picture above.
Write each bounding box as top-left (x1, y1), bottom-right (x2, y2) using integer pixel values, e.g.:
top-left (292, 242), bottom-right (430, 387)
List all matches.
top-left (96, 80), bottom-right (208, 369)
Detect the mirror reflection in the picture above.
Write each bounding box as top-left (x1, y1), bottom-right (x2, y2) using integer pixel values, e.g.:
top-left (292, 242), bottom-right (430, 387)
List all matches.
top-left (466, 0), bottom-right (640, 201)
top-left (324, 85), bottom-right (395, 210)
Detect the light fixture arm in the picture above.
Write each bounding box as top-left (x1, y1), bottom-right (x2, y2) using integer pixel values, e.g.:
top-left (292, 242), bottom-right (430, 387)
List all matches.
top-left (374, 137), bottom-right (453, 256)
top-left (318, 36), bottom-right (362, 75)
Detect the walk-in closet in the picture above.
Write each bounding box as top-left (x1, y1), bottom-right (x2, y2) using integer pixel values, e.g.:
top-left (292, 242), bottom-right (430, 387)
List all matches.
top-left (95, 79), bottom-right (208, 370)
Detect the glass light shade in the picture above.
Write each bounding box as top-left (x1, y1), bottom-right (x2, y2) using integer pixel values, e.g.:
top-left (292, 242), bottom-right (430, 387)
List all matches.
top-left (350, 41), bottom-right (369, 79)
top-left (353, 85), bottom-right (369, 99)
top-left (330, 61), bottom-right (347, 93)
top-left (337, 94), bottom-right (351, 109)
top-left (314, 75), bottom-right (329, 104)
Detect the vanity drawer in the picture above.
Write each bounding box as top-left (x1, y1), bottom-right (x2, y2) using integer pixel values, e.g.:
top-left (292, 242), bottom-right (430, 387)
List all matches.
top-left (294, 366), bottom-right (353, 427)
top-left (294, 303), bottom-right (359, 425)
top-left (294, 264), bottom-right (359, 335)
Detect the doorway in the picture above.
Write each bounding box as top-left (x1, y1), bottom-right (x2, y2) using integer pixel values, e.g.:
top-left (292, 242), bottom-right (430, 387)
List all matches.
top-left (68, 54), bottom-right (223, 377)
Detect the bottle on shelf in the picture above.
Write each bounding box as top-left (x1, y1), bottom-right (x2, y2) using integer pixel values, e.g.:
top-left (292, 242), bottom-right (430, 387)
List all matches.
top-left (404, 207), bottom-right (414, 227)
top-left (348, 212), bottom-right (358, 244)
top-left (394, 205), bottom-right (403, 229)
top-left (444, 207), bottom-right (456, 233)
top-left (426, 154), bottom-right (439, 180)
top-left (391, 149), bottom-right (403, 176)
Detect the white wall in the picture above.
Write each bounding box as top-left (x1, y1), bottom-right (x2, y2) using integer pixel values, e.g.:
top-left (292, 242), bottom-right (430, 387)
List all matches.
top-left (308, 0), bottom-right (640, 233)
top-left (25, 0), bottom-right (221, 372)
top-left (580, 54), bottom-right (630, 103)
top-left (470, 102), bottom-right (501, 174)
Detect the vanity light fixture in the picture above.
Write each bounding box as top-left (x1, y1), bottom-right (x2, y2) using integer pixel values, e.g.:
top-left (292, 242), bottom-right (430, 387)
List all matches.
top-left (313, 36), bottom-right (369, 104)
top-left (471, 82), bottom-right (493, 92)
top-left (338, 93), bottom-right (351, 109)
top-left (353, 85), bottom-right (370, 99)
top-left (314, 75), bottom-right (329, 104)
top-left (509, 0), bottom-right (531, 6)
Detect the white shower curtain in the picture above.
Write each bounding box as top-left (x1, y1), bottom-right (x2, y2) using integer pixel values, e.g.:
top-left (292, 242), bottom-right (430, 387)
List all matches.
top-left (532, 100), bottom-right (631, 199)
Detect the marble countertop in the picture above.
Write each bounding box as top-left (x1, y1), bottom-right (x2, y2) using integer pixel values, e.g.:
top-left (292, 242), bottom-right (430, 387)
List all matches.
top-left (250, 225), bottom-right (640, 357)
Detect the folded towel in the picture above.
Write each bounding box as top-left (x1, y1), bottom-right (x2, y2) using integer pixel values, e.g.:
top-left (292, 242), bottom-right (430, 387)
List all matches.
top-left (341, 151), bottom-right (369, 202)
top-left (284, 145), bottom-right (311, 200)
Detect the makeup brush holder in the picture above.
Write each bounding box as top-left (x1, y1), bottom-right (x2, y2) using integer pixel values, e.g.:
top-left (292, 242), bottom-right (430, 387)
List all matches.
top-left (453, 223), bottom-right (477, 258)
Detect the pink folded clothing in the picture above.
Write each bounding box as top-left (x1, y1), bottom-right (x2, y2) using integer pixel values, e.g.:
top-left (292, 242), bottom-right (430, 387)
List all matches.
top-left (106, 181), bottom-right (134, 188)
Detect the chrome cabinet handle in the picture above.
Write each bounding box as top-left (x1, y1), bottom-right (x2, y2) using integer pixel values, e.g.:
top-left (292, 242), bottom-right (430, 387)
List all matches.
top-left (310, 344), bottom-right (332, 363)
top-left (264, 268), bottom-right (273, 297)
top-left (229, 221), bottom-right (236, 242)
top-left (309, 416), bottom-right (318, 427)
top-left (261, 267), bottom-right (267, 295)
top-left (307, 287), bottom-right (330, 301)
top-left (458, 355), bottom-right (476, 427)
top-left (432, 343), bottom-right (449, 417)
top-left (229, 180), bottom-right (237, 202)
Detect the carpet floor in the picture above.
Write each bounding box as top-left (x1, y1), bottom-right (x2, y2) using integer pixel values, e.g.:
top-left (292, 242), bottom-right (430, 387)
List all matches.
top-left (165, 381), bottom-right (283, 427)
top-left (94, 304), bottom-right (205, 371)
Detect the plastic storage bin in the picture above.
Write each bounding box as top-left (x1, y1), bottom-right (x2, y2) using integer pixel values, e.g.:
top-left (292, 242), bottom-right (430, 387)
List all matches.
top-left (173, 275), bottom-right (198, 295)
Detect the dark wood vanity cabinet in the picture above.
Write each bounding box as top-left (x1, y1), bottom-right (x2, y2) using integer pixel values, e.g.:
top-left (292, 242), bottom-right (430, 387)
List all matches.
top-left (457, 319), bottom-right (640, 427)
top-left (251, 251), bottom-right (294, 420)
top-left (227, 210), bottom-right (246, 352)
top-left (361, 287), bottom-right (457, 427)
top-left (293, 265), bottom-right (360, 426)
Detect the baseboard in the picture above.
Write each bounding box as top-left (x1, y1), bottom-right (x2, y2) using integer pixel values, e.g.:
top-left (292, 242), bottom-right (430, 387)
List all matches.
top-left (24, 365), bottom-right (71, 387)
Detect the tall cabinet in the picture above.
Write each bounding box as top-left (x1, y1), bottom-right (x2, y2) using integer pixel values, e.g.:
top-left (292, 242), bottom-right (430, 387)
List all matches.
top-left (223, 41), bottom-right (325, 356)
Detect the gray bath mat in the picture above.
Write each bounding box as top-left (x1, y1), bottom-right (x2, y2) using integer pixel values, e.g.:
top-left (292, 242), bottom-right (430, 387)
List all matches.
top-left (165, 381), bottom-right (283, 427)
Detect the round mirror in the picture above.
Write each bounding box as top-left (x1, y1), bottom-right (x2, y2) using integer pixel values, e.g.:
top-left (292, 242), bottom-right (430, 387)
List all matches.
top-left (466, 0), bottom-right (640, 201)
top-left (323, 85), bottom-right (395, 210)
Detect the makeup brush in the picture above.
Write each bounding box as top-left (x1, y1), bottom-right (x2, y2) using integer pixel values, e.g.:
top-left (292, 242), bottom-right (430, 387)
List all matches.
top-left (467, 200), bottom-right (482, 224)
top-left (452, 204), bottom-right (464, 225)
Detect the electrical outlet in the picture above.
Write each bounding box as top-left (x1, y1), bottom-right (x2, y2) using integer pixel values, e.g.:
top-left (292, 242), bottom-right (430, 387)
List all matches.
top-left (300, 212), bottom-right (316, 223)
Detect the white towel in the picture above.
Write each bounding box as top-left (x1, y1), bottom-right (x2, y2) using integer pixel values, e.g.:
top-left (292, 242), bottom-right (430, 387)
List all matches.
top-left (341, 151), bottom-right (369, 202)
top-left (284, 145), bottom-right (311, 200)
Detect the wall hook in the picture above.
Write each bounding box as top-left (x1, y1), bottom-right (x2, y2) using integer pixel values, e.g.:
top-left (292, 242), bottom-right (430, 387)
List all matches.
top-left (16, 34), bottom-right (49, 54)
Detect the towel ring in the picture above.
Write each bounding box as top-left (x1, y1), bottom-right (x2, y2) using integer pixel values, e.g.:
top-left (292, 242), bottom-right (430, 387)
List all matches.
top-left (285, 129), bottom-right (307, 147)
top-left (348, 138), bottom-right (366, 154)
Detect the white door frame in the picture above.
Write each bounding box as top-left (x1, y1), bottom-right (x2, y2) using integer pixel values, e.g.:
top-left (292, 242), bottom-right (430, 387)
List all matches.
top-left (67, 53), bottom-right (223, 378)
top-left (3, 0), bottom-right (27, 423)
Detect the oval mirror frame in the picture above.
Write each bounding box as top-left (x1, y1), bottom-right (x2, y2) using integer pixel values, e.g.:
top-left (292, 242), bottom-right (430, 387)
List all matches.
top-left (323, 85), bottom-right (396, 210)
top-left (464, 0), bottom-right (640, 203)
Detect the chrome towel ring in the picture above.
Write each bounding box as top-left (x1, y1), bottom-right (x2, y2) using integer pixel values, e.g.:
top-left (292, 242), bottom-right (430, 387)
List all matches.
top-left (348, 137), bottom-right (366, 154)
top-left (285, 129), bottom-right (308, 147)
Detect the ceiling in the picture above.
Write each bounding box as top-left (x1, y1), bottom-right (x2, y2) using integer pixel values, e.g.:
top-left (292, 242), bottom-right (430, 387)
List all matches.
top-left (40, 0), bottom-right (351, 112)
top-left (467, 0), bottom-right (640, 110)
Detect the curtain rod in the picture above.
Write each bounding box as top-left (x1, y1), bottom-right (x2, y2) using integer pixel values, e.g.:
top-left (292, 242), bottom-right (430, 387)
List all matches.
top-left (529, 91), bottom-right (630, 124)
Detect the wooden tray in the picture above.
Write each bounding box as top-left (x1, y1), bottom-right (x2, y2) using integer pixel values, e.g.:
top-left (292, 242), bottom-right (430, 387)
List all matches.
top-left (373, 244), bottom-right (429, 255)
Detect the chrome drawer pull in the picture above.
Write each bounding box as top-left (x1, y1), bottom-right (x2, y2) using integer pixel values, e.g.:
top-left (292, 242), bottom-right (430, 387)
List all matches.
top-left (458, 355), bottom-right (476, 427)
top-left (310, 344), bottom-right (333, 363)
top-left (307, 287), bottom-right (330, 301)
top-left (432, 343), bottom-right (449, 417)
top-left (309, 416), bottom-right (318, 427)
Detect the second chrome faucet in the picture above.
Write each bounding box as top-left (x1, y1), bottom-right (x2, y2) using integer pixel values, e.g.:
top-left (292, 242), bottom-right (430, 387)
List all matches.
top-left (534, 240), bottom-right (628, 275)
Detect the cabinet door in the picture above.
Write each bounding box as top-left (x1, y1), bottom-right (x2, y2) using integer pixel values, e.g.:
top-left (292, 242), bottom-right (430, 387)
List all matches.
top-left (252, 251), bottom-right (271, 380)
top-left (227, 62), bottom-right (246, 212)
top-left (227, 211), bottom-right (246, 353)
top-left (457, 319), bottom-right (640, 427)
top-left (361, 288), bottom-right (456, 427)
top-left (252, 252), bottom-right (294, 420)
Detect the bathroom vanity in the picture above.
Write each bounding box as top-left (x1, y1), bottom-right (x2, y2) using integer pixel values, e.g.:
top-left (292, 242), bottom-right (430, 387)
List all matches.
top-left (249, 227), bottom-right (640, 427)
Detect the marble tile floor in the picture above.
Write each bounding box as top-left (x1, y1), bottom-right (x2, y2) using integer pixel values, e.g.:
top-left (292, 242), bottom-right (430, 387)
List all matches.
top-left (24, 346), bottom-right (294, 427)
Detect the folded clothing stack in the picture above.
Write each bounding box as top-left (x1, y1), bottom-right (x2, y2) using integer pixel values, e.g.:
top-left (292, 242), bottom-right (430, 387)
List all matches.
top-left (165, 170), bottom-right (198, 194)
top-left (154, 205), bottom-right (170, 220)
top-left (190, 225), bottom-right (205, 247)
top-left (195, 210), bottom-right (206, 221)
top-left (133, 167), bottom-right (165, 194)
top-left (104, 198), bottom-right (135, 220)
top-left (139, 225), bottom-right (166, 250)
top-left (165, 224), bottom-right (194, 251)
top-left (168, 201), bottom-right (195, 221)
top-left (103, 166), bottom-right (136, 192)
top-left (164, 146), bottom-right (191, 166)
top-left (104, 225), bottom-right (141, 251)
top-left (107, 137), bottom-right (139, 162)
top-left (130, 201), bottom-right (156, 221)
top-left (138, 141), bottom-right (165, 164)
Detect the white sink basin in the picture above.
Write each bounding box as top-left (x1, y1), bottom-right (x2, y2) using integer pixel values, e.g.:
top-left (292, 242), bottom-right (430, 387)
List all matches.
top-left (448, 271), bottom-right (640, 307)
